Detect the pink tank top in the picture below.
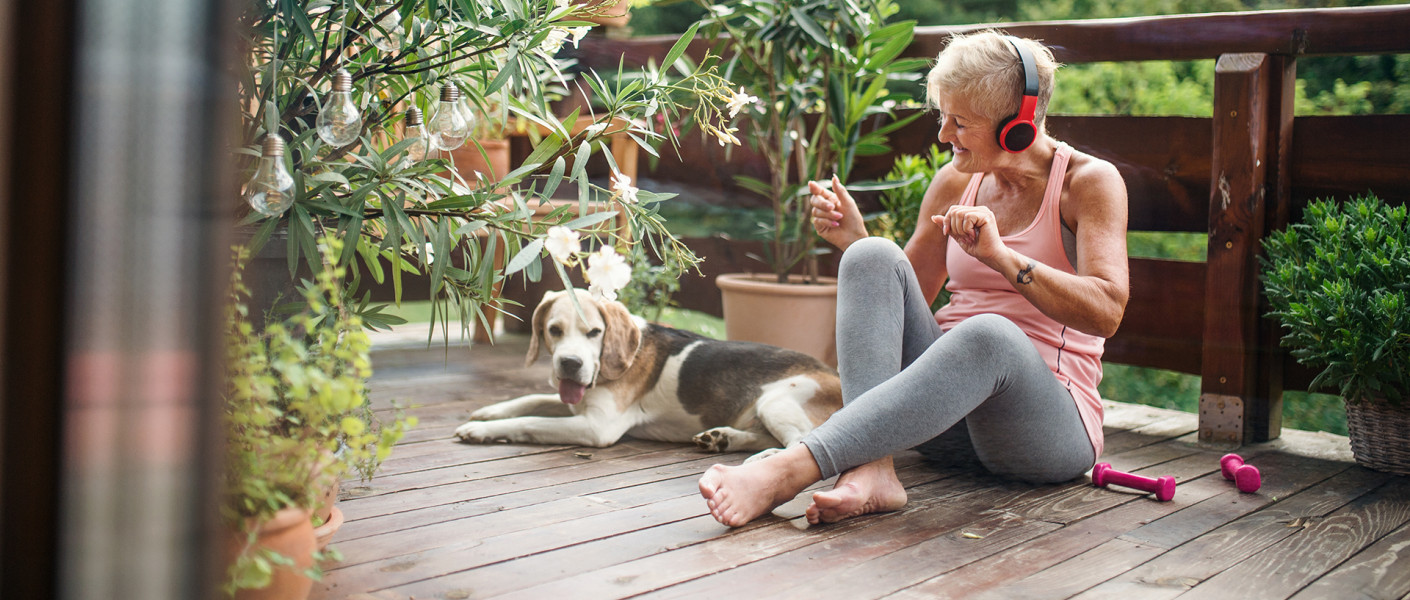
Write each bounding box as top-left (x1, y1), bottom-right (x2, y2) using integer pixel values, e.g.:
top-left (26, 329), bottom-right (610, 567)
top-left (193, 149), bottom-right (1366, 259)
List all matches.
top-left (934, 143), bottom-right (1106, 459)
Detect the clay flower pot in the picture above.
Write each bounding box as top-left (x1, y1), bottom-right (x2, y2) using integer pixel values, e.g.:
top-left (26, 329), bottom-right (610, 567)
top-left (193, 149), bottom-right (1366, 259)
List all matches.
top-left (716, 273), bottom-right (838, 368)
top-left (229, 506), bottom-right (317, 600)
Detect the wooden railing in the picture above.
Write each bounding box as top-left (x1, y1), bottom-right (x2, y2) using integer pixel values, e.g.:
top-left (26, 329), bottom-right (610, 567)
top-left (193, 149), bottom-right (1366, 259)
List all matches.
top-left (548, 5), bottom-right (1410, 446)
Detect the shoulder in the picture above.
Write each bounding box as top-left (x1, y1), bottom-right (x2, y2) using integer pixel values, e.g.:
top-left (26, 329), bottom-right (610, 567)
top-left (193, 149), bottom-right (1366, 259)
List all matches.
top-left (922, 161), bottom-right (973, 212)
top-left (1063, 148), bottom-right (1127, 222)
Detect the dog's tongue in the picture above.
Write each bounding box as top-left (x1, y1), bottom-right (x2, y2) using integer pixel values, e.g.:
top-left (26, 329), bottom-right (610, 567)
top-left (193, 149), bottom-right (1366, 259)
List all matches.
top-left (558, 379), bottom-right (587, 405)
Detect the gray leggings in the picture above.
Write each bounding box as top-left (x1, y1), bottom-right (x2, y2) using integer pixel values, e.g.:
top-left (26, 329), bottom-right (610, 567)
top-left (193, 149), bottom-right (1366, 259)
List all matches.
top-left (801, 238), bottom-right (1096, 483)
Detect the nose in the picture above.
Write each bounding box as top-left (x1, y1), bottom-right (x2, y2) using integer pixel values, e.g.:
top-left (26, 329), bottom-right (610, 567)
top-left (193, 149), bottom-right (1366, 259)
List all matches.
top-left (937, 121), bottom-right (954, 144)
top-left (558, 356), bottom-right (583, 373)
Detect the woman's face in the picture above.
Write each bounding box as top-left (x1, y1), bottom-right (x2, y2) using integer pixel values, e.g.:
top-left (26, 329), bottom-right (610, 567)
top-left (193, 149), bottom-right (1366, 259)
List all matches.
top-left (933, 91), bottom-right (998, 173)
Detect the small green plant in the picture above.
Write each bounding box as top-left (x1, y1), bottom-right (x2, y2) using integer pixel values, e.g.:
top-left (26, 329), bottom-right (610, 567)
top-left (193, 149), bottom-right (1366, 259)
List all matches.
top-left (1262, 194), bottom-right (1410, 405)
top-left (617, 243), bottom-right (684, 322)
top-left (223, 237), bottom-right (417, 595)
top-left (870, 144), bottom-right (951, 244)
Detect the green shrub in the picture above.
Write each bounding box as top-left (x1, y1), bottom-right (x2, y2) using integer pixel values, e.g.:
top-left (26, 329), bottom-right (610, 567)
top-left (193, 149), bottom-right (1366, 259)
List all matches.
top-left (1262, 195), bottom-right (1410, 405)
top-left (870, 145), bottom-right (951, 244)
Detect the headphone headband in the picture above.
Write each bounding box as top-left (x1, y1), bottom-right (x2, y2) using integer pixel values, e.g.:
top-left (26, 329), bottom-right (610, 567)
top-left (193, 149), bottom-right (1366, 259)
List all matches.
top-left (997, 36), bottom-right (1039, 153)
top-left (1007, 37), bottom-right (1039, 100)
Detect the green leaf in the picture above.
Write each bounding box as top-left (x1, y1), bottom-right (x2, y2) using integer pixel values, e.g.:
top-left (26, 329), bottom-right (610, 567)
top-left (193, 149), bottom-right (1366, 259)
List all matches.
top-left (789, 7), bottom-right (831, 48)
top-left (864, 22), bottom-right (915, 70)
top-left (309, 171), bottom-right (350, 187)
top-left (520, 135), bottom-right (565, 175)
top-left (663, 22), bottom-right (701, 69)
top-left (561, 211), bottom-right (619, 230)
top-left (485, 51), bottom-right (520, 96)
top-left (430, 217), bottom-right (450, 296)
top-left (543, 156), bottom-right (566, 200)
top-left (505, 238), bottom-right (544, 276)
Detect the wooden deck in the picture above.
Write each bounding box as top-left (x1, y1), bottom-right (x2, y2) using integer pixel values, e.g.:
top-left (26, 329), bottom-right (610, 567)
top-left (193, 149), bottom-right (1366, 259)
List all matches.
top-left (313, 326), bottom-right (1410, 600)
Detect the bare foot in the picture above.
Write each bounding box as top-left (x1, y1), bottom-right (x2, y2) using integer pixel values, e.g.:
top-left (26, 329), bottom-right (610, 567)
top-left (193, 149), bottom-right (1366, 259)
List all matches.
top-left (805, 456), bottom-right (907, 524)
top-left (698, 445), bottom-right (821, 527)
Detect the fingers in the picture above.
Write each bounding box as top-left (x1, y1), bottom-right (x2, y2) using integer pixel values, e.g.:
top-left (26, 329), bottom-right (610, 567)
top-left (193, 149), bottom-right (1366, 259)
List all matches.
top-left (932, 207), bottom-right (975, 242)
top-left (809, 178), bottom-right (843, 228)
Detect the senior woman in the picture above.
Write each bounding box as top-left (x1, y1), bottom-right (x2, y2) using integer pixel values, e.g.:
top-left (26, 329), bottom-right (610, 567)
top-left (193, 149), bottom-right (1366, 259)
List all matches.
top-left (699, 30), bottom-right (1129, 527)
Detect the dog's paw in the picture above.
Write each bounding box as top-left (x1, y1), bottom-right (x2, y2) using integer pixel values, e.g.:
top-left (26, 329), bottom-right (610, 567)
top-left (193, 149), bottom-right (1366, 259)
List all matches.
top-left (454, 421), bottom-right (502, 444)
top-left (744, 447), bottom-right (783, 464)
top-left (693, 428), bottom-right (731, 453)
top-left (468, 405), bottom-right (511, 421)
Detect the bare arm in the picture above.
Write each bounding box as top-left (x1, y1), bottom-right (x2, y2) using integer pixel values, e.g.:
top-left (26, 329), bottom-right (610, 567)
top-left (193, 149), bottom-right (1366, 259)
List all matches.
top-left (905, 166), bottom-right (967, 304)
top-left (934, 159), bottom-right (1129, 337)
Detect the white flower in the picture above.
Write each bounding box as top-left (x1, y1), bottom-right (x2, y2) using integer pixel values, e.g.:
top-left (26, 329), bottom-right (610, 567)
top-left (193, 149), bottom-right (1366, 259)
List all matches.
top-left (611, 171), bottom-right (638, 204)
top-left (585, 246), bottom-right (631, 301)
top-left (715, 126), bottom-right (741, 146)
top-left (726, 86), bottom-right (759, 118)
top-left (569, 26), bottom-right (591, 47)
top-left (424, 243), bottom-right (435, 264)
top-left (539, 28), bottom-right (570, 56)
top-left (545, 226), bottom-right (581, 265)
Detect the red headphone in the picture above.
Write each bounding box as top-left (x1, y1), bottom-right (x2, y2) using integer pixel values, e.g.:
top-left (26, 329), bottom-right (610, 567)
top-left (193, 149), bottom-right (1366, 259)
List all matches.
top-left (997, 37), bottom-right (1039, 153)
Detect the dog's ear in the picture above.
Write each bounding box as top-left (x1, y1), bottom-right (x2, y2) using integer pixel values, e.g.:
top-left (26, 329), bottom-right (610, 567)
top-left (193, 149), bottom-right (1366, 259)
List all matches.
top-left (526, 290), bottom-right (561, 367)
top-left (597, 300), bottom-right (642, 381)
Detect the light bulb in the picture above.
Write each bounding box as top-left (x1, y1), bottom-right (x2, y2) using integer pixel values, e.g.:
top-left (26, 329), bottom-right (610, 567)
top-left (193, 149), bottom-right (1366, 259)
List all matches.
top-left (456, 94), bottom-right (479, 138)
top-left (428, 83), bottom-right (469, 151)
top-left (317, 69), bottom-right (362, 147)
top-left (403, 107), bottom-right (429, 164)
top-left (245, 135), bottom-right (296, 217)
top-left (368, 4), bottom-right (404, 53)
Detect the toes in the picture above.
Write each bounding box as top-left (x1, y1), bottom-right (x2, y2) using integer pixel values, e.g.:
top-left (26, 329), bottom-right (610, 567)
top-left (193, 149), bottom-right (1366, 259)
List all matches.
top-left (698, 464), bottom-right (726, 500)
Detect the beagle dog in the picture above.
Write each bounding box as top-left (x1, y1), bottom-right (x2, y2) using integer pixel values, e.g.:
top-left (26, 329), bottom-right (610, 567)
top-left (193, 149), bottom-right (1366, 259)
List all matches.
top-left (454, 289), bottom-right (842, 461)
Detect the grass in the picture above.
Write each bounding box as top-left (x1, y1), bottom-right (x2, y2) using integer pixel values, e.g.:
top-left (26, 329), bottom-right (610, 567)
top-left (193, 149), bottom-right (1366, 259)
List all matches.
top-left (1099, 363), bottom-right (1349, 436)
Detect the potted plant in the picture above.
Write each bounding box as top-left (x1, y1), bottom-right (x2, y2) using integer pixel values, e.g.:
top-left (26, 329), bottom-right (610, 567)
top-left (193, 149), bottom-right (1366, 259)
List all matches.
top-left (223, 239), bottom-right (416, 598)
top-left (1262, 194), bottom-right (1410, 475)
top-left (235, 0), bottom-right (736, 339)
top-left (688, 0), bottom-right (926, 365)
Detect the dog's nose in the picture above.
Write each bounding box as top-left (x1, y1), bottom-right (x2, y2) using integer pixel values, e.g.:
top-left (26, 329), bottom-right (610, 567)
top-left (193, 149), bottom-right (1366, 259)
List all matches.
top-left (558, 356), bottom-right (583, 373)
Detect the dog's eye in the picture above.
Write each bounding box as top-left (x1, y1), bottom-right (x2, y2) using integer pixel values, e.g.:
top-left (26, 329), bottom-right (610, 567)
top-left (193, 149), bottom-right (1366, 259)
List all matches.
top-left (587, 328), bottom-right (603, 338)
top-left (548, 325), bottom-right (563, 338)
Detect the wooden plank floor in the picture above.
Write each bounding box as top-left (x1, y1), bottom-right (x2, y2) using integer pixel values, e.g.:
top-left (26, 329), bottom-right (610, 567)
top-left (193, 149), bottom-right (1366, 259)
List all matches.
top-left (312, 327), bottom-right (1410, 600)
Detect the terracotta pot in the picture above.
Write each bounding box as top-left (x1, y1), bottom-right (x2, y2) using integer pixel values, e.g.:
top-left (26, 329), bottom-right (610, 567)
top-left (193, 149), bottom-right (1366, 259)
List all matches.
top-left (229, 506), bottom-right (317, 600)
top-left (716, 273), bottom-right (838, 368)
top-left (312, 506), bottom-right (345, 551)
top-left (448, 138), bottom-right (510, 188)
top-left (312, 477), bottom-right (342, 551)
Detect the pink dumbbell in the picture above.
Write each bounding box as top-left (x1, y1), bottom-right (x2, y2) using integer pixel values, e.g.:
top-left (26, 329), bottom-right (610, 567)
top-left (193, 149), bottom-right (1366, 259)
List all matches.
top-left (1220, 454), bottom-right (1262, 493)
top-left (1092, 463), bottom-right (1176, 502)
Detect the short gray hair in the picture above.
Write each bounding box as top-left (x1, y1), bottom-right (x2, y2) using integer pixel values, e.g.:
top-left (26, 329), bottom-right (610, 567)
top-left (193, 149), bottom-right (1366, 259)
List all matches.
top-left (926, 30), bottom-right (1058, 130)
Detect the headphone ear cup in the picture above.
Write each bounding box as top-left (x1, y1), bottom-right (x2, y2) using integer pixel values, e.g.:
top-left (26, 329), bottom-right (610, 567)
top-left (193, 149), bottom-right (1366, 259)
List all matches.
top-left (997, 116), bottom-right (1037, 153)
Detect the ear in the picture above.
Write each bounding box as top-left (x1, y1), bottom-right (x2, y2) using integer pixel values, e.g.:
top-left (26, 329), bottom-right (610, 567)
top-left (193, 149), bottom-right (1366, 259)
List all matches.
top-left (596, 300), bottom-right (642, 381)
top-left (526, 290), bottom-right (562, 367)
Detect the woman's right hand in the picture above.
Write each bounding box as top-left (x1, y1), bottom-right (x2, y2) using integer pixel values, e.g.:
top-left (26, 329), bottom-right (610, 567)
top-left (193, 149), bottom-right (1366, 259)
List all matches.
top-left (809, 175), bottom-right (867, 251)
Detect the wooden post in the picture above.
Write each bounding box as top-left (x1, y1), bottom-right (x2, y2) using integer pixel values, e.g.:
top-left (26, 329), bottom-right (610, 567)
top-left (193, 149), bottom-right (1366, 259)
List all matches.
top-left (1199, 53), bottom-right (1290, 445)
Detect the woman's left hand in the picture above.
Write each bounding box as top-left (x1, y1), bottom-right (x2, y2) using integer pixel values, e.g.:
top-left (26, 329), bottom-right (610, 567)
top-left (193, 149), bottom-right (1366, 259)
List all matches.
top-left (932, 205), bottom-right (1006, 266)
